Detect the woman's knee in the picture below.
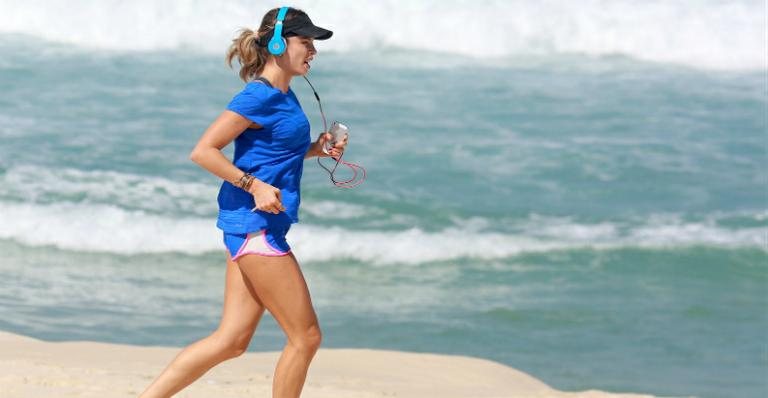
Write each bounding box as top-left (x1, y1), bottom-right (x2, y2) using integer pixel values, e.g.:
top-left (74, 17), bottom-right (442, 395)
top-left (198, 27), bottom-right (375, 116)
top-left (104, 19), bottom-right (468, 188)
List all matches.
top-left (288, 324), bottom-right (322, 354)
top-left (214, 330), bottom-right (253, 358)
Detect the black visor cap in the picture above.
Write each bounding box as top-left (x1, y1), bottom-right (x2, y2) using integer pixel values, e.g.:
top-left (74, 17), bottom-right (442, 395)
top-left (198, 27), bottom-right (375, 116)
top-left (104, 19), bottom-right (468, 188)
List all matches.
top-left (283, 14), bottom-right (333, 40)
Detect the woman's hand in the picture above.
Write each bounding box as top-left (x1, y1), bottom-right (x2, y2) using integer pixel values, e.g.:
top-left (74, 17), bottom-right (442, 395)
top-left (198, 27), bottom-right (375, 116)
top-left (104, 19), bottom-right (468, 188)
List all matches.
top-left (249, 180), bottom-right (285, 214)
top-left (308, 132), bottom-right (348, 158)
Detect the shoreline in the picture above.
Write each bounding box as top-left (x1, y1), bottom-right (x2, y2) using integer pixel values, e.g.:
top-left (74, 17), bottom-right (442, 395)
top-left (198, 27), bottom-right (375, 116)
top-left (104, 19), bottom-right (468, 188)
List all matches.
top-left (0, 330), bottom-right (655, 398)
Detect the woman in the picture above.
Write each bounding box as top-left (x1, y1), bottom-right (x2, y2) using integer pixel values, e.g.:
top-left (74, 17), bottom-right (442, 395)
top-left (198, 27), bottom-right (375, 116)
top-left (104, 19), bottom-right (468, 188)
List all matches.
top-left (139, 7), bottom-right (344, 398)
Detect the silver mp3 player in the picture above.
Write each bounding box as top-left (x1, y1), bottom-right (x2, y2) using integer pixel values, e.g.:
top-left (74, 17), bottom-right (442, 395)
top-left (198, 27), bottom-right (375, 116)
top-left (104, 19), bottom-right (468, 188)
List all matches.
top-left (323, 121), bottom-right (349, 155)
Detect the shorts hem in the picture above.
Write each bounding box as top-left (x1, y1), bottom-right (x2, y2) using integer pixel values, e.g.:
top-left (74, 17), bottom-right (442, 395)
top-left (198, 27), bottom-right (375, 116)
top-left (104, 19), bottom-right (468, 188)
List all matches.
top-left (228, 229), bottom-right (291, 260)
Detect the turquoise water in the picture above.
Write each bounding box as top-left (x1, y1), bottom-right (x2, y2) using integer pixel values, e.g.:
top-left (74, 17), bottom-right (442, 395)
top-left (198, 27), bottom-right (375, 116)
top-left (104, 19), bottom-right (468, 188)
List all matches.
top-left (1, 2), bottom-right (767, 397)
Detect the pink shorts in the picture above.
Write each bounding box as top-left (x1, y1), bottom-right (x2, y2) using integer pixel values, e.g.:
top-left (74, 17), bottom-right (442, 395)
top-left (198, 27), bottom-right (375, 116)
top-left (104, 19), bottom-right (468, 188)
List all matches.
top-left (223, 227), bottom-right (291, 260)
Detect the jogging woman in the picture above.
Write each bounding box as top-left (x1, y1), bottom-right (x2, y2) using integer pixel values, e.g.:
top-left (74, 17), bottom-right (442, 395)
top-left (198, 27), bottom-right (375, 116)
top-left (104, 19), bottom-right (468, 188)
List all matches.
top-left (139, 7), bottom-right (343, 398)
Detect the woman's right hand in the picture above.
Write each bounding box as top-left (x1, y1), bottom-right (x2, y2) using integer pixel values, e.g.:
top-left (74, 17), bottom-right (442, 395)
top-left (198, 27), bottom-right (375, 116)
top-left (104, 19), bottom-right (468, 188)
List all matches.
top-left (249, 180), bottom-right (285, 214)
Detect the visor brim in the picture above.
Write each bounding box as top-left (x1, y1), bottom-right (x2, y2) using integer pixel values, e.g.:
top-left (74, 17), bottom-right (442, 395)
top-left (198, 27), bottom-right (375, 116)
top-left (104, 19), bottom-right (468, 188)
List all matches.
top-left (287, 24), bottom-right (333, 40)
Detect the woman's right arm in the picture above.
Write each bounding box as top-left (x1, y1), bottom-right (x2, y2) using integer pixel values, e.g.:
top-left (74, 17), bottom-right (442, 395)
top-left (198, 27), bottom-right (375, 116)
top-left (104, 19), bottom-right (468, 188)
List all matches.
top-left (189, 110), bottom-right (285, 214)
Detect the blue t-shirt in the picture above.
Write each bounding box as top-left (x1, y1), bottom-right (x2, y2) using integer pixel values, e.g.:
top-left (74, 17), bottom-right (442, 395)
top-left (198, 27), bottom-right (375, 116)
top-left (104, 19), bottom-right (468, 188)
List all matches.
top-left (216, 81), bottom-right (312, 234)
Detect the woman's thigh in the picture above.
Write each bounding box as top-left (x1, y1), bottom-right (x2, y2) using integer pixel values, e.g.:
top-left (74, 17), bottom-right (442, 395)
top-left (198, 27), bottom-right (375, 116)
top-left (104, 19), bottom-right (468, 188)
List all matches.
top-left (236, 252), bottom-right (320, 342)
top-left (215, 254), bottom-right (266, 344)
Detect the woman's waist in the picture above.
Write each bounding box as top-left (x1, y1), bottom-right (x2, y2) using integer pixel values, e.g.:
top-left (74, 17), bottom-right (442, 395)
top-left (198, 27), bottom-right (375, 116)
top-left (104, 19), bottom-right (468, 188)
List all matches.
top-left (216, 209), bottom-right (297, 234)
top-left (218, 182), bottom-right (300, 204)
top-left (233, 146), bottom-right (307, 168)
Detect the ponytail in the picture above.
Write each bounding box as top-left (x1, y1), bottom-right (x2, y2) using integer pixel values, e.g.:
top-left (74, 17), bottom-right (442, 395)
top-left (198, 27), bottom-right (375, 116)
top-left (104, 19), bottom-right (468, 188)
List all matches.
top-left (225, 28), bottom-right (269, 82)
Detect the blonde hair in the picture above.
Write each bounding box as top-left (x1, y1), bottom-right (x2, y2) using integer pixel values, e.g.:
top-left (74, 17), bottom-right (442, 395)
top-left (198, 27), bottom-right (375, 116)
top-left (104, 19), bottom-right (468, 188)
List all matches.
top-left (225, 7), bottom-right (307, 82)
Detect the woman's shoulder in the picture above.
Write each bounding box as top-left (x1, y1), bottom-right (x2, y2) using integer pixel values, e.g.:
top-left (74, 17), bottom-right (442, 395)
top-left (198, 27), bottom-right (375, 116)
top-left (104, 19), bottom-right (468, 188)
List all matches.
top-left (227, 81), bottom-right (286, 125)
top-left (239, 81), bottom-right (279, 99)
top-left (227, 83), bottom-right (284, 117)
top-left (234, 81), bottom-right (282, 103)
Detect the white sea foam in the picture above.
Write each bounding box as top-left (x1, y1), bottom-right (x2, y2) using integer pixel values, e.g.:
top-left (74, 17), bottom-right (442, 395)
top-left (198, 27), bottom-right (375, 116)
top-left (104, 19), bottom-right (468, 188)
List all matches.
top-left (1, 165), bottom-right (388, 219)
top-left (0, 0), bottom-right (763, 70)
top-left (0, 201), bottom-right (764, 263)
top-left (300, 200), bottom-right (382, 220)
top-left (1, 165), bottom-right (218, 216)
top-left (0, 201), bottom-right (220, 255)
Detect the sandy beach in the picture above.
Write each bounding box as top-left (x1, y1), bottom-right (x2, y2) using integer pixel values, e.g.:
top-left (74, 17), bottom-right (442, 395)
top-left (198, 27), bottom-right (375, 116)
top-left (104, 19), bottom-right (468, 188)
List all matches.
top-left (0, 330), bottom-right (655, 398)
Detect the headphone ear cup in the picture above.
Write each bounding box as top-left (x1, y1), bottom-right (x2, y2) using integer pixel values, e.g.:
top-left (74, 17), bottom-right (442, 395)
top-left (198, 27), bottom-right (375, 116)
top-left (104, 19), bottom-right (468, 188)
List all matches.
top-left (267, 6), bottom-right (289, 56)
top-left (268, 36), bottom-right (287, 56)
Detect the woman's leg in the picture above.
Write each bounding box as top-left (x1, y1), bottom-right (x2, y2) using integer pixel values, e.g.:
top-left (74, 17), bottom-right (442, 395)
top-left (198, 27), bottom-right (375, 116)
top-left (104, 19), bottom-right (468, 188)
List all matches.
top-left (237, 252), bottom-right (322, 398)
top-left (138, 255), bottom-right (266, 398)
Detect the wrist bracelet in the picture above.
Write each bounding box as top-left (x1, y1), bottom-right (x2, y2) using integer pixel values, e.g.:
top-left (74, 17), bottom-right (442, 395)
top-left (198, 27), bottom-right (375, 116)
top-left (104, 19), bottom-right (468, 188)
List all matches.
top-left (235, 173), bottom-right (247, 188)
top-left (235, 172), bottom-right (255, 191)
top-left (242, 174), bottom-right (254, 191)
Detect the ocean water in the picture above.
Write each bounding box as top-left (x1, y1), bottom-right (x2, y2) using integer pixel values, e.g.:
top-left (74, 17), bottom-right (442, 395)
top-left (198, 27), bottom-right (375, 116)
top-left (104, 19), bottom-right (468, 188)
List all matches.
top-left (0, 1), bottom-right (766, 398)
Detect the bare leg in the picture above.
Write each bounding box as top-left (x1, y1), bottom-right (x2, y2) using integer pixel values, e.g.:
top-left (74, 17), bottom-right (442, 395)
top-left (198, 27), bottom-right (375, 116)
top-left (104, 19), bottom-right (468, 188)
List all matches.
top-left (138, 255), bottom-right (265, 398)
top-left (237, 252), bottom-right (322, 398)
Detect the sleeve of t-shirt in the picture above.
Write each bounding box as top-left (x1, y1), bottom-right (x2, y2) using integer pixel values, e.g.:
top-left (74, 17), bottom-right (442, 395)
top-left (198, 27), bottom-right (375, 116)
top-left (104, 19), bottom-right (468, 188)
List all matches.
top-left (226, 86), bottom-right (275, 127)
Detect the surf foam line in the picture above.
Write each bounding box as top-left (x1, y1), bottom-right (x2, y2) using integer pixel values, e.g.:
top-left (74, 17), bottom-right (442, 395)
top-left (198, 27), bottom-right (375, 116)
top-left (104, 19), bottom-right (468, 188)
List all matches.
top-left (0, 201), bottom-right (764, 264)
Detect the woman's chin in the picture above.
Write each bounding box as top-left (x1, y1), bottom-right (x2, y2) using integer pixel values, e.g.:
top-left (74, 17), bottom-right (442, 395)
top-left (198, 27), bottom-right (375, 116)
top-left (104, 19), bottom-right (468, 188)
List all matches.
top-left (292, 65), bottom-right (310, 76)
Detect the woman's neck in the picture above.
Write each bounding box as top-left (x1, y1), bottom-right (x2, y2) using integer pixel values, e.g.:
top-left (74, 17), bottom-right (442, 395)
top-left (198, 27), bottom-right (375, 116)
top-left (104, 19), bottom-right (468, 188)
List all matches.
top-left (259, 64), bottom-right (292, 94)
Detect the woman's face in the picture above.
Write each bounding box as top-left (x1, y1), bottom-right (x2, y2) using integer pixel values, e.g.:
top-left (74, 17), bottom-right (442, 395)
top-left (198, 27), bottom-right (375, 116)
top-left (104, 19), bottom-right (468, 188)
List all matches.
top-left (277, 36), bottom-right (317, 76)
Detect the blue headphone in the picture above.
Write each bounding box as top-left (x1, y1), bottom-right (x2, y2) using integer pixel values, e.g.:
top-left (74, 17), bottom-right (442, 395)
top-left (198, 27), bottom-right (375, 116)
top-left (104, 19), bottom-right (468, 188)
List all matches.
top-left (267, 7), bottom-right (290, 56)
